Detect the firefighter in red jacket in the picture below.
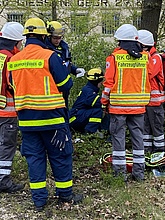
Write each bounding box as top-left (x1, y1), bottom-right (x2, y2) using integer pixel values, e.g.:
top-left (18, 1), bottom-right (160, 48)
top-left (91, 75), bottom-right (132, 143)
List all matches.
top-left (101, 24), bottom-right (152, 182)
top-left (7, 17), bottom-right (83, 211)
top-left (0, 22), bottom-right (25, 193)
top-left (138, 30), bottom-right (165, 153)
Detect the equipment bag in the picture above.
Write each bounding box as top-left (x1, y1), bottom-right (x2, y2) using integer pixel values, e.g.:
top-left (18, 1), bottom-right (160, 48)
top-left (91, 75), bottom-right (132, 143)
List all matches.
top-left (100, 152), bottom-right (165, 173)
top-left (100, 152), bottom-right (133, 173)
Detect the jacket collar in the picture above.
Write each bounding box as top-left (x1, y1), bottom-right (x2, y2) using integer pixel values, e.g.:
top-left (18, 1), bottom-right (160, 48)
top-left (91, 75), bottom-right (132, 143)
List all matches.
top-left (0, 38), bottom-right (16, 51)
top-left (25, 37), bottom-right (47, 49)
top-left (86, 81), bottom-right (99, 93)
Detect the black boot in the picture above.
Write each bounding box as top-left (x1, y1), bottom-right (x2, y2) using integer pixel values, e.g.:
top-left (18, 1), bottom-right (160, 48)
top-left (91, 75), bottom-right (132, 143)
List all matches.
top-left (0, 182), bottom-right (25, 193)
top-left (35, 205), bottom-right (45, 212)
top-left (131, 174), bottom-right (145, 182)
top-left (58, 193), bottom-right (83, 205)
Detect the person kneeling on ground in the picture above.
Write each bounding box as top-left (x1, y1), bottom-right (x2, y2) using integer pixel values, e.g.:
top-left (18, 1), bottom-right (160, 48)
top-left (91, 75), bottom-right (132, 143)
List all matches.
top-left (69, 68), bottom-right (106, 134)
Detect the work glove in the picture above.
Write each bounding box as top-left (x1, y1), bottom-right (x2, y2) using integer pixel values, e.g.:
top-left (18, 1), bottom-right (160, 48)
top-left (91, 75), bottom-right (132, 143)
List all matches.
top-left (76, 68), bottom-right (85, 78)
top-left (51, 128), bottom-right (67, 151)
top-left (101, 90), bottom-right (110, 106)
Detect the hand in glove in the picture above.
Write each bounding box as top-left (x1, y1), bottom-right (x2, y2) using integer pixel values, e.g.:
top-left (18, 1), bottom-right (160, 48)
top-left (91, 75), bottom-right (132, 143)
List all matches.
top-left (76, 68), bottom-right (85, 78)
top-left (51, 129), bottom-right (67, 151)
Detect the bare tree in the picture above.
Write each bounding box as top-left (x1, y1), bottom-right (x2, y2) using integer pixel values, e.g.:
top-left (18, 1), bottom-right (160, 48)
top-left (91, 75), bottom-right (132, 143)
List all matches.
top-left (141, 0), bottom-right (163, 42)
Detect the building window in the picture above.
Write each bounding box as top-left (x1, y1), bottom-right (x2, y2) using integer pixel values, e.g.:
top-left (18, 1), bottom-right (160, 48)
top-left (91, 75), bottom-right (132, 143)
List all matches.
top-left (133, 15), bottom-right (141, 29)
top-left (7, 14), bottom-right (23, 23)
top-left (102, 13), bottom-right (120, 35)
top-left (71, 13), bottom-right (88, 34)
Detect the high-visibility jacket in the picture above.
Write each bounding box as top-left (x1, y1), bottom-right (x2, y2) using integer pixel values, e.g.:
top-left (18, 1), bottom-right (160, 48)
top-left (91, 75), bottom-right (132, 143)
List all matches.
top-left (148, 47), bottom-right (165, 106)
top-left (7, 38), bottom-right (72, 131)
top-left (8, 44), bottom-right (65, 111)
top-left (0, 49), bottom-right (17, 117)
top-left (102, 49), bottom-right (152, 114)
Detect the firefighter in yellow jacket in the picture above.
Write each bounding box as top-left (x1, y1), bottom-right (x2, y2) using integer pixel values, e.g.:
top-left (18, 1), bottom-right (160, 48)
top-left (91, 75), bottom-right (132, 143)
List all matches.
top-left (7, 18), bottom-right (83, 211)
top-left (101, 24), bottom-right (153, 181)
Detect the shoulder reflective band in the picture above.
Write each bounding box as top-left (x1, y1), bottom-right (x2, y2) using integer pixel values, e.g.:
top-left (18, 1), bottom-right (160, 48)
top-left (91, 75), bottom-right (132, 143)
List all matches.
top-left (7, 60), bottom-right (44, 70)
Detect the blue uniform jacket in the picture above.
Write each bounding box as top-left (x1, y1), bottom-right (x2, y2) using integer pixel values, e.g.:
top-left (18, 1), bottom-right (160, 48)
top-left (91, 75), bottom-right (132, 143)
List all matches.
top-left (11, 38), bottom-right (73, 131)
top-left (45, 37), bottom-right (77, 75)
top-left (69, 81), bottom-right (102, 116)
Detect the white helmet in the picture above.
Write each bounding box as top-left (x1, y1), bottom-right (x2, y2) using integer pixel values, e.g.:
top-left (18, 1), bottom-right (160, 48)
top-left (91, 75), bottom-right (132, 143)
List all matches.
top-left (137, 29), bottom-right (154, 46)
top-left (114, 24), bottom-right (138, 41)
top-left (0, 22), bottom-right (25, 41)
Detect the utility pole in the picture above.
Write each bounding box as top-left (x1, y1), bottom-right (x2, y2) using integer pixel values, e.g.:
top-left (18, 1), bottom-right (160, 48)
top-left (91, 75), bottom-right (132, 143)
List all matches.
top-left (52, 0), bottom-right (57, 20)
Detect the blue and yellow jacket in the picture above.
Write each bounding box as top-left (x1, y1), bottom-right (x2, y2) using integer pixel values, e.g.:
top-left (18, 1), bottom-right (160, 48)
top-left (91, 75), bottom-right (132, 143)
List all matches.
top-left (69, 81), bottom-right (102, 117)
top-left (45, 38), bottom-right (77, 75)
top-left (8, 38), bottom-right (73, 131)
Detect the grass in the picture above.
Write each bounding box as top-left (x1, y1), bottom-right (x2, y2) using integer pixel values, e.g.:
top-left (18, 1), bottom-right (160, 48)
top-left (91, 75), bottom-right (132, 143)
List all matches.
top-left (0, 132), bottom-right (165, 220)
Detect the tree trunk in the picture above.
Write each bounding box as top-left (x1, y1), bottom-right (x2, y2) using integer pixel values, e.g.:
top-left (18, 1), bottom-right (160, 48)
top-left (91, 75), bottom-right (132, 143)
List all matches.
top-left (52, 0), bottom-right (57, 20)
top-left (141, 0), bottom-right (162, 43)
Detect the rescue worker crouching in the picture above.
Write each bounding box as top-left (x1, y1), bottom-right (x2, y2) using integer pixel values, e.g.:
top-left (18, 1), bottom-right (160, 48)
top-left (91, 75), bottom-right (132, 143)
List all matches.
top-left (0, 22), bottom-right (25, 193)
top-left (138, 30), bottom-right (165, 154)
top-left (7, 17), bottom-right (83, 212)
top-left (101, 24), bottom-right (153, 182)
top-left (69, 68), bottom-right (106, 134)
top-left (45, 21), bottom-right (85, 108)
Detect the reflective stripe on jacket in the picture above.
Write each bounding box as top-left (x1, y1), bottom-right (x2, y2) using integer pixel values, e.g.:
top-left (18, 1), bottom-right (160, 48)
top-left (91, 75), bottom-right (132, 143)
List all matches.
top-left (0, 53), bottom-right (7, 109)
top-left (148, 47), bottom-right (165, 106)
top-left (0, 49), bottom-right (17, 117)
top-left (8, 44), bottom-right (65, 111)
top-left (103, 49), bottom-right (152, 114)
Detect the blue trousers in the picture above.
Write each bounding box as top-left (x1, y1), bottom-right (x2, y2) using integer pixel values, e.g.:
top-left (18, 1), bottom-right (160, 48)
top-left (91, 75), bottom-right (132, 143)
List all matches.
top-left (21, 127), bottom-right (73, 207)
top-left (70, 108), bottom-right (102, 133)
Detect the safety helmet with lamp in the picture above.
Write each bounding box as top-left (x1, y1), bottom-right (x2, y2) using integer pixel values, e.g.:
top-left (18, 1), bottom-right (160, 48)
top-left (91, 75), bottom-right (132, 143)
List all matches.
top-left (0, 22), bottom-right (25, 41)
top-left (23, 17), bottom-right (48, 35)
top-left (114, 24), bottom-right (138, 41)
top-left (86, 68), bottom-right (104, 81)
top-left (47, 21), bottom-right (64, 37)
top-left (137, 30), bottom-right (154, 46)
